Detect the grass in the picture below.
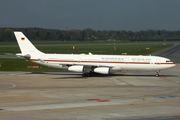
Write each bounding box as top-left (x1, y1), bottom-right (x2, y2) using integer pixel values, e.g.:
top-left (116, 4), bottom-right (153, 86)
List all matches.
top-left (0, 43), bottom-right (173, 55)
top-left (0, 40), bottom-right (131, 45)
top-left (0, 58), bottom-right (60, 71)
top-left (0, 42), bottom-right (173, 71)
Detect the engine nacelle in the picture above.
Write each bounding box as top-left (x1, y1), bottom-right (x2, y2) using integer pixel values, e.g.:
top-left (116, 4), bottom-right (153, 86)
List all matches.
top-left (68, 66), bottom-right (84, 72)
top-left (94, 67), bottom-right (110, 74)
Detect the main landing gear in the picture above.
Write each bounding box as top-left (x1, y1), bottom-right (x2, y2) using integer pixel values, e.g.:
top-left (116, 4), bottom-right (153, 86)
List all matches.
top-left (82, 71), bottom-right (94, 77)
top-left (82, 66), bottom-right (97, 77)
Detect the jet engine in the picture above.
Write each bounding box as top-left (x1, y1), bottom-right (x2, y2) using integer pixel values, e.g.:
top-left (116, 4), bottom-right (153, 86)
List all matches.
top-left (68, 65), bottom-right (84, 72)
top-left (94, 67), bottom-right (110, 74)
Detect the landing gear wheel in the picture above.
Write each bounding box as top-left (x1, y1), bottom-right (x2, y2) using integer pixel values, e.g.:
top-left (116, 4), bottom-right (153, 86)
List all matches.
top-left (82, 72), bottom-right (93, 77)
top-left (155, 70), bottom-right (160, 77)
top-left (155, 74), bottom-right (159, 77)
top-left (82, 73), bottom-right (87, 77)
top-left (89, 71), bottom-right (94, 76)
top-left (87, 73), bottom-right (91, 77)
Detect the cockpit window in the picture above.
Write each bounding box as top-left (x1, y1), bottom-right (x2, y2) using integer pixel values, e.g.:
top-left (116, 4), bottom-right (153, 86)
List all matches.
top-left (166, 60), bottom-right (171, 62)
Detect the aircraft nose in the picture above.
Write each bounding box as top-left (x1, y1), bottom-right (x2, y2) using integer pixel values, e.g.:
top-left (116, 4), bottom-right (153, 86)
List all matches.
top-left (173, 62), bottom-right (176, 66)
top-left (170, 62), bottom-right (176, 67)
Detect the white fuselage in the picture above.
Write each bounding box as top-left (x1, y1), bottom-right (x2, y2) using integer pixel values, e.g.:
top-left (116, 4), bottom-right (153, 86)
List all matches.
top-left (30, 53), bottom-right (175, 72)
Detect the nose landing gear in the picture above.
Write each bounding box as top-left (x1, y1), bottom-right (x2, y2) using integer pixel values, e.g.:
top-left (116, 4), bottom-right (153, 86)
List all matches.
top-left (156, 70), bottom-right (160, 77)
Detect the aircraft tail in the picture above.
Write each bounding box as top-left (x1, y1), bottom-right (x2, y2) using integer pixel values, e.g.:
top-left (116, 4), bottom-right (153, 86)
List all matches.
top-left (14, 31), bottom-right (43, 55)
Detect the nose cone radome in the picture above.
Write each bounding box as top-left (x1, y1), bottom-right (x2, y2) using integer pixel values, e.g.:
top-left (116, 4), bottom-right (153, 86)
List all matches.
top-left (168, 62), bottom-right (176, 69)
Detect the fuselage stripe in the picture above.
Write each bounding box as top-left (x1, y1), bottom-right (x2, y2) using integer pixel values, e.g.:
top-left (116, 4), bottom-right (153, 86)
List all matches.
top-left (29, 59), bottom-right (175, 65)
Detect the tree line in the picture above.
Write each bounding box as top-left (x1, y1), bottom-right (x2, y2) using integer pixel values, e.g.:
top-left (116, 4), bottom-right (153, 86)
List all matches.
top-left (0, 27), bottom-right (180, 42)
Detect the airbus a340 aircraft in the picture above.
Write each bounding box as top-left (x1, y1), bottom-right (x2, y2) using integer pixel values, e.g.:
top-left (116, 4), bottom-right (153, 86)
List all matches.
top-left (14, 31), bottom-right (175, 77)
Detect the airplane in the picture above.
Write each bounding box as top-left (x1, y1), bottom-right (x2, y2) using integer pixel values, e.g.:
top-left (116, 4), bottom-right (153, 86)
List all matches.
top-left (14, 31), bottom-right (175, 77)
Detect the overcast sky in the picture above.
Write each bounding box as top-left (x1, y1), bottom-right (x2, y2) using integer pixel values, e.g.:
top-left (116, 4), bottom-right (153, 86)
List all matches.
top-left (0, 0), bottom-right (180, 31)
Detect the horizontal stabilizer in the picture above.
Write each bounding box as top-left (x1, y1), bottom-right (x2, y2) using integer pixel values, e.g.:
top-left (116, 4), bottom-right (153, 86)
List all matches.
top-left (16, 53), bottom-right (31, 60)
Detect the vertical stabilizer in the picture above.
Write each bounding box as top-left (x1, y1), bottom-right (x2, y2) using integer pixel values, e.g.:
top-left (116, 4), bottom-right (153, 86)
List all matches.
top-left (14, 32), bottom-right (43, 54)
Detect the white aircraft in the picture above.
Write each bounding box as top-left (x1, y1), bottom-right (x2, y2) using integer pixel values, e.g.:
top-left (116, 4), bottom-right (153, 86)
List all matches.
top-left (14, 31), bottom-right (175, 77)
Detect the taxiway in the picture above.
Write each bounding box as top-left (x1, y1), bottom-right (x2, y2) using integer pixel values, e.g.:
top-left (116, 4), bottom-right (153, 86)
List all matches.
top-left (0, 64), bottom-right (180, 120)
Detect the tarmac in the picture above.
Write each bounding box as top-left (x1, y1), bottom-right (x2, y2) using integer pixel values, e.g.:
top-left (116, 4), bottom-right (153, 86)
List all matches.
top-left (0, 42), bottom-right (180, 120)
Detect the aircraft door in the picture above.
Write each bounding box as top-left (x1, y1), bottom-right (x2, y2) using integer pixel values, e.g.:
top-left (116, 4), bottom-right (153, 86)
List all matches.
top-left (41, 54), bottom-right (45, 60)
top-left (150, 60), bottom-right (155, 68)
top-left (153, 58), bottom-right (161, 69)
top-left (39, 54), bottom-right (45, 63)
top-left (156, 58), bottom-right (161, 65)
top-left (125, 58), bottom-right (129, 64)
top-left (78, 57), bottom-right (81, 63)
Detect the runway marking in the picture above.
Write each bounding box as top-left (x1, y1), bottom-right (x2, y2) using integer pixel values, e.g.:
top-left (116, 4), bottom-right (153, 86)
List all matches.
top-left (160, 75), bottom-right (166, 78)
top-left (0, 82), bottom-right (16, 90)
top-left (97, 100), bottom-right (110, 102)
top-left (109, 77), bottom-right (126, 86)
top-left (109, 77), bottom-right (133, 86)
top-left (160, 76), bottom-right (180, 85)
top-left (156, 95), bottom-right (180, 99)
top-left (0, 72), bottom-right (27, 76)
top-left (3, 99), bottom-right (140, 111)
top-left (87, 98), bottom-right (110, 102)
